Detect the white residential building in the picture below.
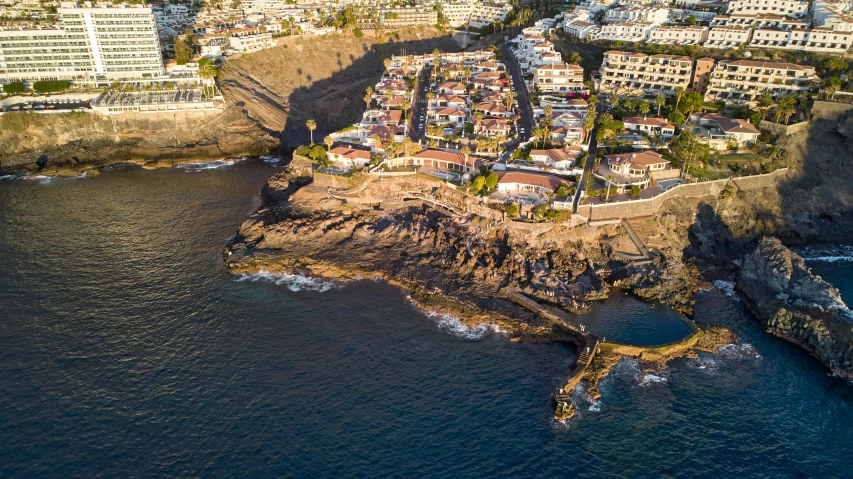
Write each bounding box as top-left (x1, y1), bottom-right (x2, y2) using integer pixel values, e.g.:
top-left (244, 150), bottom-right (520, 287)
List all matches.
top-left (750, 26), bottom-right (853, 52)
top-left (532, 63), bottom-right (586, 93)
top-left (0, 1), bottom-right (165, 85)
top-left (605, 6), bottom-right (671, 24)
top-left (648, 25), bottom-right (709, 44)
top-left (598, 51), bottom-right (694, 95)
top-left (704, 25), bottom-right (754, 48)
top-left (705, 59), bottom-right (820, 103)
top-left (589, 22), bottom-right (657, 42)
top-left (727, 0), bottom-right (810, 18)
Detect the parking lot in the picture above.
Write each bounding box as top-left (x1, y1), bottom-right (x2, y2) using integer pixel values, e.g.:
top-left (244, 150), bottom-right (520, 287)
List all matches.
top-left (2, 98), bottom-right (91, 112)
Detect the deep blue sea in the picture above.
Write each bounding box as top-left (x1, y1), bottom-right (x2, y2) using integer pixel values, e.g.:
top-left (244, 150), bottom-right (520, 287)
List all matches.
top-left (1, 160), bottom-right (851, 478)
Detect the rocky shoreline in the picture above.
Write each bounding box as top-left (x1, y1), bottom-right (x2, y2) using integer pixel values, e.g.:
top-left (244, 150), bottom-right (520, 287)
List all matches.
top-left (0, 106), bottom-right (278, 177)
top-left (223, 157), bottom-right (746, 415)
top-left (736, 238), bottom-right (853, 378)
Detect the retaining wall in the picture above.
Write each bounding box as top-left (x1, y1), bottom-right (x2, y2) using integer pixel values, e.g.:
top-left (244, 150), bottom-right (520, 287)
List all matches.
top-left (576, 168), bottom-right (788, 221)
top-left (811, 100), bottom-right (853, 122)
top-left (759, 119), bottom-right (811, 137)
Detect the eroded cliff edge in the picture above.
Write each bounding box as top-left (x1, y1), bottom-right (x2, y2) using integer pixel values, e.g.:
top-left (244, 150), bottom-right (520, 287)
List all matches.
top-left (0, 106), bottom-right (277, 176)
top-left (737, 238), bottom-right (853, 378)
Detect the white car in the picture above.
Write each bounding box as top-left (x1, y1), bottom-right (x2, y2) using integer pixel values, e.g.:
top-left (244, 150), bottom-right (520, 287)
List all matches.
top-left (423, 87), bottom-right (428, 92)
top-left (519, 128), bottom-right (525, 134)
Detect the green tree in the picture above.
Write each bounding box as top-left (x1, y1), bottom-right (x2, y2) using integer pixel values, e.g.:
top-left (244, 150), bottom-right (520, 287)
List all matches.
top-left (470, 175), bottom-right (485, 194)
top-left (2, 81), bottom-right (26, 95)
top-left (674, 86), bottom-right (685, 111)
top-left (629, 185), bottom-right (641, 197)
top-left (686, 15), bottom-right (696, 25)
top-left (174, 35), bottom-right (194, 65)
top-left (756, 91), bottom-right (774, 119)
top-left (505, 203), bottom-right (519, 217)
top-left (668, 110), bottom-right (685, 126)
top-left (485, 172), bottom-right (499, 190)
top-left (353, 27), bottom-right (364, 38)
top-left (32, 80), bottom-right (70, 94)
top-left (823, 77), bottom-right (843, 100)
top-left (639, 100), bottom-right (650, 118)
top-left (654, 94), bottom-right (666, 116)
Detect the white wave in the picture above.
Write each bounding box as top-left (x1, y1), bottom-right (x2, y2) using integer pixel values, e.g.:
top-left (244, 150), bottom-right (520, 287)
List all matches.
top-left (588, 400), bottom-right (602, 412)
top-left (235, 270), bottom-right (340, 292)
top-left (424, 311), bottom-right (501, 339)
top-left (176, 158), bottom-right (241, 171)
top-left (719, 343), bottom-right (762, 360)
top-left (798, 245), bottom-right (853, 262)
top-left (638, 373), bottom-right (667, 387)
top-left (803, 255), bottom-right (853, 263)
top-left (29, 171), bottom-right (87, 184)
top-left (713, 280), bottom-right (740, 301)
top-left (0, 174), bottom-right (25, 180)
top-left (259, 155), bottom-right (282, 164)
top-left (689, 355), bottom-right (720, 374)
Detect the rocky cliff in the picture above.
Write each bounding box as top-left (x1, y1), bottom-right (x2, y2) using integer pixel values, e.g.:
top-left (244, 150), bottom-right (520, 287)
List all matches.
top-left (737, 237), bottom-right (853, 378)
top-left (0, 106), bottom-right (277, 175)
top-left (226, 159), bottom-right (704, 339)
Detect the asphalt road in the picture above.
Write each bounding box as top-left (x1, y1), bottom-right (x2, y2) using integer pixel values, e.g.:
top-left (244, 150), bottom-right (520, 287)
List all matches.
top-left (2, 99), bottom-right (91, 112)
top-left (500, 42), bottom-right (534, 156)
top-left (410, 68), bottom-right (432, 142)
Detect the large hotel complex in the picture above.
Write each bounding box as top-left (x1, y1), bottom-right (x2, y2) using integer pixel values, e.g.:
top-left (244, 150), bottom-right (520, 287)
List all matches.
top-left (0, 2), bottom-right (164, 85)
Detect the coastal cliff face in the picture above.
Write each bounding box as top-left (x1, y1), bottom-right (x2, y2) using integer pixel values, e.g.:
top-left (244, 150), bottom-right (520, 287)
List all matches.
top-left (0, 106), bottom-right (277, 175)
top-left (737, 237), bottom-right (853, 378)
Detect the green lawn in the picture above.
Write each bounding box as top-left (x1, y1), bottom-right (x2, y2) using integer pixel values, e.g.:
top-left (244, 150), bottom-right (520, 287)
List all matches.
top-left (687, 166), bottom-right (732, 181)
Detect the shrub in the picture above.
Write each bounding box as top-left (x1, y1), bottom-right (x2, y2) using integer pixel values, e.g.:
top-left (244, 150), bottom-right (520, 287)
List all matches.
top-left (629, 185), bottom-right (641, 197)
top-left (353, 27), bottom-right (364, 38)
top-left (32, 80), bottom-right (70, 94)
top-left (2, 81), bottom-right (27, 95)
top-left (505, 203), bottom-right (519, 217)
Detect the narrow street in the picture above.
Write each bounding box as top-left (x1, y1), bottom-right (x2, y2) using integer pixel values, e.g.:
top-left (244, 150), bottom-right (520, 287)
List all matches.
top-left (500, 42), bottom-right (534, 156)
top-left (409, 67), bottom-right (432, 142)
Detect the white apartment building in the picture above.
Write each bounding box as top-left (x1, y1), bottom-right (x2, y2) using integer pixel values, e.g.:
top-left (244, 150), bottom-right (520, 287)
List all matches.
top-left (532, 63), bottom-right (586, 93)
top-left (563, 19), bottom-right (598, 38)
top-left (589, 21), bottom-right (656, 42)
top-left (703, 25), bottom-right (753, 48)
top-left (813, 0), bottom-right (853, 26)
top-left (648, 25), bottom-right (709, 44)
top-left (705, 60), bottom-right (820, 103)
top-left (604, 6), bottom-right (670, 24)
top-left (750, 25), bottom-right (853, 52)
top-left (598, 51), bottom-right (694, 95)
top-left (711, 13), bottom-right (807, 28)
top-left (727, 0), bottom-right (810, 18)
top-left (440, 2), bottom-right (512, 28)
top-left (0, 1), bottom-right (165, 85)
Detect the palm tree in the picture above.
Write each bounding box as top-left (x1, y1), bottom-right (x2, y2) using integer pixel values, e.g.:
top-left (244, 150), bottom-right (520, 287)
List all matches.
top-left (604, 175), bottom-right (614, 202)
top-left (781, 105), bottom-right (796, 124)
top-left (756, 91), bottom-right (773, 119)
top-left (364, 87), bottom-right (373, 110)
top-left (504, 90), bottom-right (516, 110)
top-left (462, 67), bottom-right (472, 85)
top-left (654, 94), bottom-right (665, 117)
top-left (401, 99), bottom-right (411, 121)
top-left (639, 100), bottom-right (650, 119)
top-left (461, 145), bottom-right (471, 171)
top-left (324, 135), bottom-right (333, 150)
top-left (306, 119), bottom-right (317, 145)
top-left (609, 92), bottom-right (619, 109)
top-left (674, 86), bottom-right (685, 111)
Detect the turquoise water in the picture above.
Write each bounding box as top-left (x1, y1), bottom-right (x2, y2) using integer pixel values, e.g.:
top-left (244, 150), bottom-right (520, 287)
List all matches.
top-left (1, 161), bottom-right (851, 478)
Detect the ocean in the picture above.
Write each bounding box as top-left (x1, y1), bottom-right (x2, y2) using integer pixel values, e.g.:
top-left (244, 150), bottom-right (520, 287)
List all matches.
top-left (1, 160), bottom-right (851, 478)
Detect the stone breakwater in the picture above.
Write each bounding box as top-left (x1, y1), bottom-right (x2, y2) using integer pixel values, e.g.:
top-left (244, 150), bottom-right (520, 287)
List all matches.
top-left (737, 237), bottom-right (853, 378)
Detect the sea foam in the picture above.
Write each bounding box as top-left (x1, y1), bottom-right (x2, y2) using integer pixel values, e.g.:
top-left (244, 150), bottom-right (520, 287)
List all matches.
top-left (719, 343), bottom-right (762, 360)
top-left (176, 158), bottom-right (242, 171)
top-left (423, 310), bottom-right (502, 339)
top-left (235, 270), bottom-right (340, 292)
top-left (713, 280), bottom-right (740, 301)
